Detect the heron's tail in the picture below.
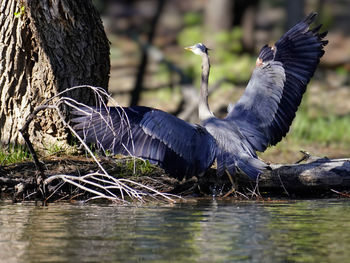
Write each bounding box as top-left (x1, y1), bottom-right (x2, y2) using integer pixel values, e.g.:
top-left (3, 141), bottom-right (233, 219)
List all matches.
top-left (217, 150), bottom-right (267, 180)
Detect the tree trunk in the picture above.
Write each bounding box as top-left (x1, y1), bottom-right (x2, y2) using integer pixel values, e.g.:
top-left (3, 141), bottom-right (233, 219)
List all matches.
top-left (204, 0), bottom-right (233, 48)
top-left (204, 0), bottom-right (233, 33)
top-left (0, 0), bottom-right (110, 150)
top-left (241, 1), bottom-right (258, 51)
top-left (130, 0), bottom-right (166, 106)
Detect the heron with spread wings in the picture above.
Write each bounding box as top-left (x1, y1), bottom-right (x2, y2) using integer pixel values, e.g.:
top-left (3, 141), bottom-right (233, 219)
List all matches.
top-left (72, 13), bottom-right (327, 180)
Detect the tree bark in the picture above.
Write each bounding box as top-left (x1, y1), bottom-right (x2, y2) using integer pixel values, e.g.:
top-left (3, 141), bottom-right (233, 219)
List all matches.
top-left (0, 0), bottom-right (110, 150)
top-left (260, 158), bottom-right (350, 190)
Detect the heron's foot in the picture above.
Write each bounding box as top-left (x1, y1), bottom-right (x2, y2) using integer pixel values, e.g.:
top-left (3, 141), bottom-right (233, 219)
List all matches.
top-left (222, 170), bottom-right (238, 197)
top-left (223, 187), bottom-right (236, 198)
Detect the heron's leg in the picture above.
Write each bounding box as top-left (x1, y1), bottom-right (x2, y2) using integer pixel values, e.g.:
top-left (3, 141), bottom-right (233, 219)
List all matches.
top-left (223, 171), bottom-right (250, 199)
top-left (222, 170), bottom-right (237, 197)
top-left (225, 170), bottom-right (236, 189)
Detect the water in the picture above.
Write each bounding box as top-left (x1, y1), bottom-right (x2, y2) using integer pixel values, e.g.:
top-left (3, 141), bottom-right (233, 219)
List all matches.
top-left (1, 199), bottom-right (350, 263)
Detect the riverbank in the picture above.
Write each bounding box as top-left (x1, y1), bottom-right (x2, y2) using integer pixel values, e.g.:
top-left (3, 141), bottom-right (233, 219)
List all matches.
top-left (2, 154), bottom-right (350, 203)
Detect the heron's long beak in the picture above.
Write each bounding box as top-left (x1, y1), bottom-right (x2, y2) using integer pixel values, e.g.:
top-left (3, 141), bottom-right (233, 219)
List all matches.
top-left (184, 46), bottom-right (193, 51)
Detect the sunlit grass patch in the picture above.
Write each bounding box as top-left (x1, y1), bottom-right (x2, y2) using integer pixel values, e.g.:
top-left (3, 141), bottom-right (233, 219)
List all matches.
top-left (291, 110), bottom-right (350, 146)
top-left (123, 158), bottom-right (156, 177)
top-left (261, 108), bottom-right (350, 163)
top-left (0, 145), bottom-right (31, 165)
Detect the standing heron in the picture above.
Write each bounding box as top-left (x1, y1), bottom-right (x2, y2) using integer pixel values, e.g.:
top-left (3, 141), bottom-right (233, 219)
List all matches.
top-left (72, 13), bottom-right (327, 180)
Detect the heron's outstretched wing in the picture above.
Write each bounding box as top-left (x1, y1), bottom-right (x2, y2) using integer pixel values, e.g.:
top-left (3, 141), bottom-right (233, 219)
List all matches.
top-left (72, 106), bottom-right (216, 179)
top-left (226, 12), bottom-right (327, 152)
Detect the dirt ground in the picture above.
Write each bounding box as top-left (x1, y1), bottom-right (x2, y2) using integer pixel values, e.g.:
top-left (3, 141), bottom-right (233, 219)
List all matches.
top-left (0, 156), bottom-right (217, 203)
top-left (2, 154), bottom-right (350, 203)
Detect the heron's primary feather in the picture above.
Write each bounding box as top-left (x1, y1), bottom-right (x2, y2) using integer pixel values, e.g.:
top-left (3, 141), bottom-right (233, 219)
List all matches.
top-left (227, 12), bottom-right (327, 152)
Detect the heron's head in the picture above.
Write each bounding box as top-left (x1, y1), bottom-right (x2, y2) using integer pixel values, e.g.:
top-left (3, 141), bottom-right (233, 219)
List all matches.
top-left (184, 43), bottom-right (209, 56)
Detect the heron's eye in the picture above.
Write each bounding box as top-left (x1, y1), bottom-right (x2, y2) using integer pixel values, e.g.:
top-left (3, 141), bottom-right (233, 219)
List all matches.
top-left (195, 43), bottom-right (207, 53)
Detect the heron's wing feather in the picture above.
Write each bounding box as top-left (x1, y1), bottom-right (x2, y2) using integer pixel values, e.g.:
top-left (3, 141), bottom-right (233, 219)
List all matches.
top-left (72, 106), bottom-right (216, 179)
top-left (227, 12), bottom-right (327, 151)
top-left (203, 118), bottom-right (267, 180)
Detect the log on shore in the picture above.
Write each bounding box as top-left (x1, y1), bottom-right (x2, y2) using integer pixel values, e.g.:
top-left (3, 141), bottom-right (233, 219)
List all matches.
top-left (196, 155), bottom-right (350, 197)
top-left (266, 158), bottom-right (350, 187)
top-left (237, 156), bottom-right (350, 196)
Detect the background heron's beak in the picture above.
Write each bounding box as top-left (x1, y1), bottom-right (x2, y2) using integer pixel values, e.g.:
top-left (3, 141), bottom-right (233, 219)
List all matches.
top-left (184, 46), bottom-right (193, 51)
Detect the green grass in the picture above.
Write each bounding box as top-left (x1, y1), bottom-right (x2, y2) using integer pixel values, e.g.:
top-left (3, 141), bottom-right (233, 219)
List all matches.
top-left (45, 143), bottom-right (68, 156)
top-left (125, 159), bottom-right (155, 176)
top-left (290, 109), bottom-right (350, 147)
top-left (0, 145), bottom-right (31, 165)
top-left (261, 105), bottom-right (350, 163)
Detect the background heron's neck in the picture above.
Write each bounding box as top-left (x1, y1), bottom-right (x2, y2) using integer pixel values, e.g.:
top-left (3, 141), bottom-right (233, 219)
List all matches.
top-left (199, 54), bottom-right (213, 121)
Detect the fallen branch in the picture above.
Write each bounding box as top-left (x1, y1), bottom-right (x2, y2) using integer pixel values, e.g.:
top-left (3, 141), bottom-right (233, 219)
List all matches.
top-left (330, 189), bottom-right (350, 198)
top-left (262, 157), bottom-right (350, 189)
top-left (43, 172), bottom-right (177, 204)
top-left (234, 155), bottom-right (350, 196)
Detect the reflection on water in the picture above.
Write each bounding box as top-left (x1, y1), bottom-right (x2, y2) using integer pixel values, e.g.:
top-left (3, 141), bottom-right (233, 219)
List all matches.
top-left (1, 199), bottom-right (350, 263)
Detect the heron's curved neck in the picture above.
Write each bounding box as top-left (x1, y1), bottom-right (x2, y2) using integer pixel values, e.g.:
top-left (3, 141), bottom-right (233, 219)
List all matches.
top-left (199, 53), bottom-right (213, 121)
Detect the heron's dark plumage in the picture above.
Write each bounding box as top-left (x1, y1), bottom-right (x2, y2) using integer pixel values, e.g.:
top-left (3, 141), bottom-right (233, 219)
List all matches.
top-left (72, 13), bottom-right (327, 181)
top-left (72, 106), bottom-right (216, 179)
